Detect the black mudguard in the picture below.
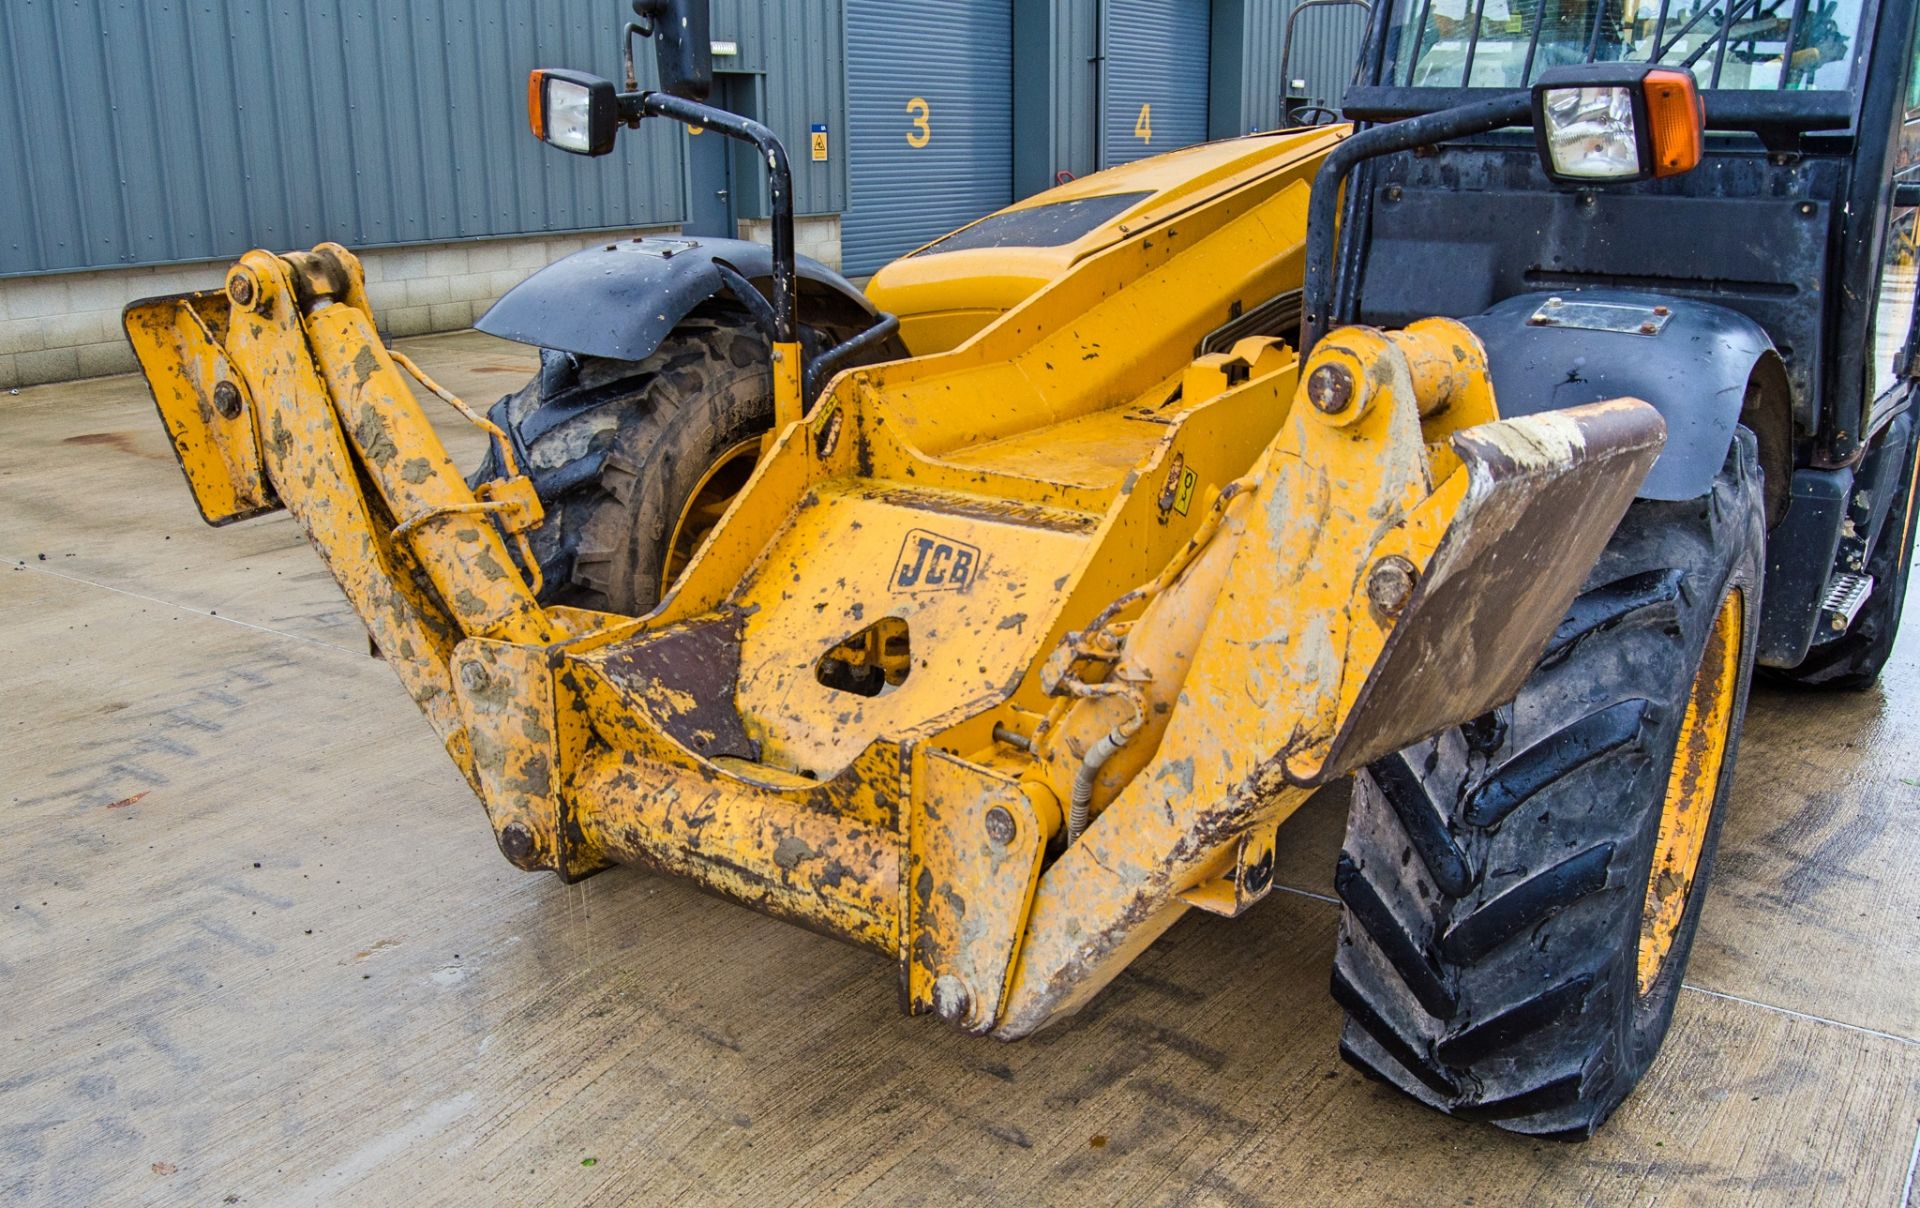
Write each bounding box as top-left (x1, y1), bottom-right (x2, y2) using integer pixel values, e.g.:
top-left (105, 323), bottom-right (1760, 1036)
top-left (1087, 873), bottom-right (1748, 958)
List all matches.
top-left (476, 235), bottom-right (880, 363)
top-left (1463, 290), bottom-right (1784, 503)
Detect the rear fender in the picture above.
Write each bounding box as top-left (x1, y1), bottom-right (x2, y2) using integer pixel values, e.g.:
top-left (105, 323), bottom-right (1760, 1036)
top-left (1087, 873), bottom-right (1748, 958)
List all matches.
top-left (475, 235), bottom-right (880, 362)
top-left (1464, 290), bottom-right (1789, 507)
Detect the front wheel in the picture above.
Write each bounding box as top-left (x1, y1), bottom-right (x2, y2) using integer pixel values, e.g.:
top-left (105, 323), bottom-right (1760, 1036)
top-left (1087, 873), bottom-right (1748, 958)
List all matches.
top-left (1333, 431), bottom-right (1766, 1138)
top-left (473, 310), bottom-right (779, 615)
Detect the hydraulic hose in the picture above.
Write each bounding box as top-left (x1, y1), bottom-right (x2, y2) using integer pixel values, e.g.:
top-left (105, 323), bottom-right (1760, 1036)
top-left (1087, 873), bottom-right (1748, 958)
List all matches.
top-left (1067, 707), bottom-right (1144, 845)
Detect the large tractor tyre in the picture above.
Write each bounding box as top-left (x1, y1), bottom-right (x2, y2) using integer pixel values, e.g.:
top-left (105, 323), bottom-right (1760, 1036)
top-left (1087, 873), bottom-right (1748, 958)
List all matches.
top-left (1333, 430), bottom-right (1766, 1139)
top-left (474, 311), bottom-right (782, 615)
top-left (1770, 425), bottom-right (1918, 692)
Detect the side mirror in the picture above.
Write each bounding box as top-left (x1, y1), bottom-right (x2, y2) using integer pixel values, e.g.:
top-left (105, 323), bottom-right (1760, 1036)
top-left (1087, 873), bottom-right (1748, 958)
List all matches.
top-left (1531, 64), bottom-right (1704, 185)
top-left (634, 0), bottom-right (713, 101)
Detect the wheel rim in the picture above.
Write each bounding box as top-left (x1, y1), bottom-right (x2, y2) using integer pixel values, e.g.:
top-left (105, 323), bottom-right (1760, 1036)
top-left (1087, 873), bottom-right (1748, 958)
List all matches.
top-left (662, 437), bottom-right (761, 586)
top-left (1636, 586), bottom-right (1744, 996)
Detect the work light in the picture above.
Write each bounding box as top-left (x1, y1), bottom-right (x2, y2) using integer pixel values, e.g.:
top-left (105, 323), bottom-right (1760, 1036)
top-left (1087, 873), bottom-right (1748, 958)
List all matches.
top-left (527, 69), bottom-right (620, 157)
top-left (1531, 65), bottom-right (1704, 185)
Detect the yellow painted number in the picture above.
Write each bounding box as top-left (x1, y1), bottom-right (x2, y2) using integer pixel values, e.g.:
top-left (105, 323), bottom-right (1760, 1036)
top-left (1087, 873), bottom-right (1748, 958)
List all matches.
top-left (906, 97), bottom-right (932, 148)
top-left (1135, 103), bottom-right (1152, 145)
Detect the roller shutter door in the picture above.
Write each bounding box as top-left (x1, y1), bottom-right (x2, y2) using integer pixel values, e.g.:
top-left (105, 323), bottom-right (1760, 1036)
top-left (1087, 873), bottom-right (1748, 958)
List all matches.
top-left (844, 0), bottom-right (1014, 276)
top-left (1104, 0), bottom-right (1211, 168)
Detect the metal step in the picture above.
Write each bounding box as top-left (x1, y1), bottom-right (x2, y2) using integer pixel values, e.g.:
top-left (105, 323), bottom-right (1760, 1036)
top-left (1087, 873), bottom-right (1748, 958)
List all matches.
top-left (1819, 571), bottom-right (1876, 633)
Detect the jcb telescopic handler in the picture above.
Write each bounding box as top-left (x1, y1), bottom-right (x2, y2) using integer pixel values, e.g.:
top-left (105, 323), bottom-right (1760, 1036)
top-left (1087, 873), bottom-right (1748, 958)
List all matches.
top-left (126, 0), bottom-right (1920, 1137)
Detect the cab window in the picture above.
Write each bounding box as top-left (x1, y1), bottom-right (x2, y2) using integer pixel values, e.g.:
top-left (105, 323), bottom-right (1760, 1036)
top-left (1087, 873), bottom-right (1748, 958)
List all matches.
top-left (1391, 0), bottom-right (1865, 90)
top-left (1869, 29), bottom-right (1920, 402)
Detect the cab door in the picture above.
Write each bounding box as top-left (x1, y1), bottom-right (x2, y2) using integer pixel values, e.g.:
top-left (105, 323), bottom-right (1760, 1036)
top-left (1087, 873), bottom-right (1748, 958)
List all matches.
top-left (1868, 27), bottom-right (1920, 409)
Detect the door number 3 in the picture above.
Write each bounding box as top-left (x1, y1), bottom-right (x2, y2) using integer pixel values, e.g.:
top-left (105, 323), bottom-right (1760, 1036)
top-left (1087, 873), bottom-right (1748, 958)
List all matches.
top-left (906, 97), bottom-right (932, 148)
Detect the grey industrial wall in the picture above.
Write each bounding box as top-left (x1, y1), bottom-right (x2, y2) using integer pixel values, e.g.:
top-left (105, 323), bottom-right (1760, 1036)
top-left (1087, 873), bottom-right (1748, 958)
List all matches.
top-left (0, 0), bottom-right (846, 280)
top-left (1013, 0), bottom-right (1369, 198)
top-left (0, 0), bottom-right (1372, 388)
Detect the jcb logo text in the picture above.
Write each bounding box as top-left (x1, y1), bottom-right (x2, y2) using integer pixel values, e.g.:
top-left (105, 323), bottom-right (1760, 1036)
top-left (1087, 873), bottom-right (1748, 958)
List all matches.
top-left (892, 529), bottom-right (980, 592)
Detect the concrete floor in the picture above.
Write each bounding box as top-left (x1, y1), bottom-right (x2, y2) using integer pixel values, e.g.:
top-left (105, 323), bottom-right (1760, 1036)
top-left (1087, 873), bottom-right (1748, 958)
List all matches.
top-left (4, 330), bottom-right (1919, 1207)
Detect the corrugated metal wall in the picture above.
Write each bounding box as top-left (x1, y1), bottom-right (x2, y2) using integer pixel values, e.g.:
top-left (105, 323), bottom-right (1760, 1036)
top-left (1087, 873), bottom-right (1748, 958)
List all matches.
top-left (1012, 0), bottom-right (1102, 198)
top-left (709, 0), bottom-right (848, 220)
top-left (2, 0), bottom-right (1371, 278)
top-left (1014, 0), bottom-right (1371, 195)
top-left (1239, 0), bottom-right (1372, 130)
top-left (1103, 0), bottom-right (1213, 168)
top-left (843, 0), bottom-right (1014, 274)
top-left (0, 0), bottom-right (846, 279)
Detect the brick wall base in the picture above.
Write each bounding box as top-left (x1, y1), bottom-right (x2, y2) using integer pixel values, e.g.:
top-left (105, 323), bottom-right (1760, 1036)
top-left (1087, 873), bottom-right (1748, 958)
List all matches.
top-left (0, 227), bottom-right (677, 391)
top-left (0, 215), bottom-right (854, 391)
top-left (735, 215), bottom-right (843, 273)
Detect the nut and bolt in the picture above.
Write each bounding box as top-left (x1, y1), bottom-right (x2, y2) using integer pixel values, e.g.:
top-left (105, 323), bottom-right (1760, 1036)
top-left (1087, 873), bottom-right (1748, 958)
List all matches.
top-left (498, 822), bottom-right (536, 865)
top-left (1306, 363), bottom-right (1356, 415)
top-left (1366, 555), bottom-right (1418, 619)
top-left (211, 381), bottom-right (244, 420)
top-left (984, 806), bottom-right (1017, 846)
top-left (1639, 321), bottom-right (1661, 335)
top-left (932, 973), bottom-right (973, 1025)
top-left (459, 661), bottom-right (491, 693)
top-left (227, 270), bottom-right (258, 310)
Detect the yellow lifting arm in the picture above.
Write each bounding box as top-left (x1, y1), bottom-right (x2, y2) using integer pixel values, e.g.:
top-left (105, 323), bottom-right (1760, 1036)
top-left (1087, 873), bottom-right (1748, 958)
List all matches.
top-left (126, 232), bottom-right (1663, 1041)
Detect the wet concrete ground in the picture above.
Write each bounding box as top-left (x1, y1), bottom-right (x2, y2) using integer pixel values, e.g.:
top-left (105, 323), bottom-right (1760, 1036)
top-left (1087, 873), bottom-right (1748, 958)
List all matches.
top-left (3, 330), bottom-right (1918, 1206)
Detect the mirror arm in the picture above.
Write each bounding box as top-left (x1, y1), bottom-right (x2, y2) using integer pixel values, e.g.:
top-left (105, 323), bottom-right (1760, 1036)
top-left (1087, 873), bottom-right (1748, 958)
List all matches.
top-left (626, 91), bottom-right (800, 349)
top-left (1302, 92), bottom-right (1533, 355)
top-left (622, 23), bottom-right (646, 95)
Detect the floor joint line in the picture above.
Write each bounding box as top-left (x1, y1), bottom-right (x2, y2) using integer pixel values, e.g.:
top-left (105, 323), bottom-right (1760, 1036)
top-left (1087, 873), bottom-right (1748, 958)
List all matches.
top-left (1679, 984), bottom-right (1918, 1049)
top-left (1270, 882), bottom-right (1340, 906)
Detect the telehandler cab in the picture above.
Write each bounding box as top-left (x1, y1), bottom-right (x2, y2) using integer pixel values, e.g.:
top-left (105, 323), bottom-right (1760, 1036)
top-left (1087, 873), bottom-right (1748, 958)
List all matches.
top-left (124, 0), bottom-right (1920, 1138)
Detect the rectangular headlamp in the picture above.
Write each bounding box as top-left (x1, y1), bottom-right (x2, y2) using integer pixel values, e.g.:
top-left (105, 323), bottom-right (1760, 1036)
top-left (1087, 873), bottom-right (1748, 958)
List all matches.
top-left (527, 69), bottom-right (620, 157)
top-left (1531, 64), bottom-right (1705, 185)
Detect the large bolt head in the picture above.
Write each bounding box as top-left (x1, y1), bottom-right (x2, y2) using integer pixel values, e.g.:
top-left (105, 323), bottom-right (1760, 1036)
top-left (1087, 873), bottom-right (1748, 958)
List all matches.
top-left (932, 974), bottom-right (973, 1025)
top-left (498, 822), bottom-right (537, 868)
top-left (227, 270), bottom-right (259, 310)
top-left (1307, 363), bottom-right (1356, 415)
top-left (1367, 555), bottom-right (1418, 619)
top-left (211, 381), bottom-right (244, 420)
top-left (983, 806), bottom-right (1017, 846)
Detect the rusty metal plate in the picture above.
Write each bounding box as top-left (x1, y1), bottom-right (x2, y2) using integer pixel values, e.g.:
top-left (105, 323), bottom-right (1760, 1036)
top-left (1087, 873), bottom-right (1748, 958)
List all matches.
top-left (905, 748), bottom-right (1044, 1035)
top-left (1313, 397), bottom-right (1666, 780)
top-left (1528, 297), bottom-right (1674, 336)
top-left (123, 290), bottom-right (278, 526)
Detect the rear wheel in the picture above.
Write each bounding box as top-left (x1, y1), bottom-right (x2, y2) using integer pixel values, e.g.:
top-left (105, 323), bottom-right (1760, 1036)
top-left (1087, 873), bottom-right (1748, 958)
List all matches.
top-left (1333, 431), bottom-right (1765, 1138)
